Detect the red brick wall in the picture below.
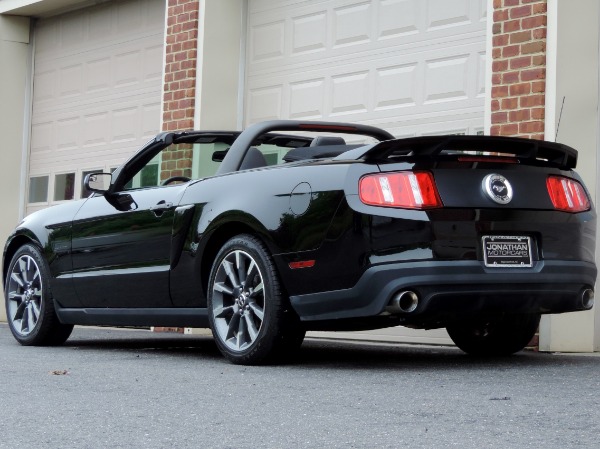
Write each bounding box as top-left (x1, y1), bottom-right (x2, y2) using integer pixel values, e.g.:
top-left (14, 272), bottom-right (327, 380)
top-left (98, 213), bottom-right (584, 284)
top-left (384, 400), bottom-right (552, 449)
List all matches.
top-left (160, 143), bottom-right (194, 181)
top-left (162, 0), bottom-right (199, 133)
top-left (159, 0), bottom-right (199, 184)
top-left (491, 0), bottom-right (547, 140)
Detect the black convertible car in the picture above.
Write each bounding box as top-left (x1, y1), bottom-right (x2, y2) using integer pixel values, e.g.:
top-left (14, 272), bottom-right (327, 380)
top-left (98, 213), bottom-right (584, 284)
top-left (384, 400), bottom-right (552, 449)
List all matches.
top-left (3, 120), bottom-right (597, 364)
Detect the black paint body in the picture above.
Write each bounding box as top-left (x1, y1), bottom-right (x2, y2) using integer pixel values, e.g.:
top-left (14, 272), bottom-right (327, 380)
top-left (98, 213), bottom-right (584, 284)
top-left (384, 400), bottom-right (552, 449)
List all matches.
top-left (3, 121), bottom-right (597, 331)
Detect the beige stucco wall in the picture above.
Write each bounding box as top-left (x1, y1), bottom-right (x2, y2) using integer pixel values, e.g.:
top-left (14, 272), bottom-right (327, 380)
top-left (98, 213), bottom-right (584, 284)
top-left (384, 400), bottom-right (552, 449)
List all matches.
top-left (540, 0), bottom-right (600, 352)
top-left (195, 0), bottom-right (244, 130)
top-left (0, 15), bottom-right (30, 322)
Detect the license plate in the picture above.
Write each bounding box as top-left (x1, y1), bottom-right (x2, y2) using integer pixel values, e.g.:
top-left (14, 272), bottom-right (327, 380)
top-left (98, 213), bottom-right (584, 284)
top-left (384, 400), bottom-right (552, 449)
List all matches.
top-left (482, 235), bottom-right (532, 268)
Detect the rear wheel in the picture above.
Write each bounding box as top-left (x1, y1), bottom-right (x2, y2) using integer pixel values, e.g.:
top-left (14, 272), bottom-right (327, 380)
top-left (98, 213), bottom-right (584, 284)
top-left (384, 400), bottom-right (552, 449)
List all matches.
top-left (208, 234), bottom-right (302, 365)
top-left (446, 313), bottom-right (540, 356)
top-left (5, 244), bottom-right (73, 346)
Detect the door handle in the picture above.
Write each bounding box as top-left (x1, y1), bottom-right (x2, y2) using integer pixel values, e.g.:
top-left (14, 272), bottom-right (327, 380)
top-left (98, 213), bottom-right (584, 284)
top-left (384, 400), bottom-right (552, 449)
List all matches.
top-left (150, 201), bottom-right (173, 217)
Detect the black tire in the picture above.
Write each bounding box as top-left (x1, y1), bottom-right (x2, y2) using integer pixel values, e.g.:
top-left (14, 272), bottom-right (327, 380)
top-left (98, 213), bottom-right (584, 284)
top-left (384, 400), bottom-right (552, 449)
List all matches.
top-left (4, 244), bottom-right (74, 346)
top-left (275, 309), bottom-right (306, 356)
top-left (446, 313), bottom-right (540, 356)
top-left (208, 234), bottom-right (301, 365)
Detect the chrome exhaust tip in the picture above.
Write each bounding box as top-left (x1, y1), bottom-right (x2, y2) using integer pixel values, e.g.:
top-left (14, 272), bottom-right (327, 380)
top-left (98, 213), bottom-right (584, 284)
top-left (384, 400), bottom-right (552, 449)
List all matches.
top-left (581, 288), bottom-right (595, 310)
top-left (387, 291), bottom-right (419, 314)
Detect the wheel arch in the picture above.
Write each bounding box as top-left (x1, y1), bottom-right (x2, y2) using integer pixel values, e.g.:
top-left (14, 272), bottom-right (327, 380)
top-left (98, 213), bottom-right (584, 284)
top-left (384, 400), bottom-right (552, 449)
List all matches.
top-left (199, 220), bottom-right (275, 300)
top-left (2, 233), bottom-right (42, 289)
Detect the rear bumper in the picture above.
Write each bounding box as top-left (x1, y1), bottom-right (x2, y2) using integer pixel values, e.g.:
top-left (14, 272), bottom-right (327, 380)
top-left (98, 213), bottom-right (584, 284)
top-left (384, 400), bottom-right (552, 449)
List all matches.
top-left (289, 260), bottom-right (597, 324)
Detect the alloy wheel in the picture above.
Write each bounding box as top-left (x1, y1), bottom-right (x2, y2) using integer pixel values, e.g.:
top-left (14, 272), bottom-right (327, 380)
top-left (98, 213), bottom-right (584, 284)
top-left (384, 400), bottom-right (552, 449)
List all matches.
top-left (7, 255), bottom-right (43, 337)
top-left (211, 249), bottom-right (266, 352)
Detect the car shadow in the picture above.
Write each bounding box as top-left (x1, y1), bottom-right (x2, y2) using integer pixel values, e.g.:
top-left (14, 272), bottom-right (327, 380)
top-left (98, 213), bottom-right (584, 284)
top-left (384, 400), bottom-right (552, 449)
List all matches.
top-left (295, 339), bottom-right (556, 371)
top-left (63, 329), bottom-right (223, 360)
top-left (55, 326), bottom-right (600, 371)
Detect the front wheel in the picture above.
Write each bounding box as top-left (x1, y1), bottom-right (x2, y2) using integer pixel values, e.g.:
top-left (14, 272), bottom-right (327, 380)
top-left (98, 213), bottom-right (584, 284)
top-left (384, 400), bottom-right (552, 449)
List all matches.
top-left (4, 244), bottom-right (74, 346)
top-left (208, 234), bottom-right (298, 365)
top-left (446, 313), bottom-right (540, 356)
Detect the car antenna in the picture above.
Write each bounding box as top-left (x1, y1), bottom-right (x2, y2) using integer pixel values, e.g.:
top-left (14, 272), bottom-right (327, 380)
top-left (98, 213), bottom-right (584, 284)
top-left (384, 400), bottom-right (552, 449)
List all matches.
top-left (555, 96), bottom-right (565, 141)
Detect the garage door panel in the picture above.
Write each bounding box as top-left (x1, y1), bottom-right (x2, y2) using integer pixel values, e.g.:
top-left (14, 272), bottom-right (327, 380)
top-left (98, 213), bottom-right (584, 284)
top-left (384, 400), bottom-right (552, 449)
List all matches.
top-left (247, 40), bottom-right (485, 86)
top-left (246, 43), bottom-right (486, 128)
top-left (379, 0), bottom-right (420, 38)
top-left (30, 100), bottom-right (161, 174)
top-left (55, 117), bottom-right (79, 150)
top-left (33, 0), bottom-right (164, 61)
top-left (247, 31), bottom-right (487, 76)
top-left (374, 63), bottom-right (418, 110)
top-left (28, 0), bottom-right (164, 215)
top-left (424, 54), bottom-right (471, 103)
top-left (291, 11), bottom-right (327, 55)
top-left (427, 0), bottom-right (471, 29)
top-left (330, 71), bottom-right (369, 116)
top-left (32, 69), bottom-right (55, 103)
top-left (290, 78), bottom-right (326, 119)
top-left (86, 57), bottom-right (111, 92)
top-left (29, 145), bottom-right (142, 177)
top-left (248, 0), bottom-right (487, 72)
top-left (59, 63), bottom-right (84, 98)
top-left (30, 122), bottom-right (53, 155)
top-left (332, 2), bottom-right (372, 48)
top-left (247, 86), bottom-right (284, 123)
top-left (251, 20), bottom-right (286, 62)
top-left (33, 37), bottom-right (162, 113)
top-left (82, 112), bottom-right (110, 147)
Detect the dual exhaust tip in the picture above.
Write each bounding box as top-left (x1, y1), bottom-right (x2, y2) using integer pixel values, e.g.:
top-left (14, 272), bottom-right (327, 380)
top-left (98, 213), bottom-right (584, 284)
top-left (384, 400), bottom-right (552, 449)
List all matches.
top-left (386, 290), bottom-right (419, 314)
top-left (581, 288), bottom-right (595, 310)
top-left (386, 288), bottom-right (595, 314)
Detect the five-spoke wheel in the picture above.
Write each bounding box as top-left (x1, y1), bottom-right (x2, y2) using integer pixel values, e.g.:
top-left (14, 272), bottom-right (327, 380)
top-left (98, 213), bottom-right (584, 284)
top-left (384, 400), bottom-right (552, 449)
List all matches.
top-left (4, 244), bottom-right (73, 346)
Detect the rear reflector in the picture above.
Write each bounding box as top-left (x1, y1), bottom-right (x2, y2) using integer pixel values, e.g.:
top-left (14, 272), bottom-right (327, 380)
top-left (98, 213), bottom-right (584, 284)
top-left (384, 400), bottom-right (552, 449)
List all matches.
top-left (289, 260), bottom-right (315, 269)
top-left (359, 171), bottom-right (442, 209)
top-left (546, 176), bottom-right (590, 213)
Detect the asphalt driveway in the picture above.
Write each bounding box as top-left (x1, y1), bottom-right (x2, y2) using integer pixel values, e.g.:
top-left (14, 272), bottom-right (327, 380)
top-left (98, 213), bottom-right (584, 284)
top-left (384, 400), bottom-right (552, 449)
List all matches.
top-left (1, 323), bottom-right (599, 448)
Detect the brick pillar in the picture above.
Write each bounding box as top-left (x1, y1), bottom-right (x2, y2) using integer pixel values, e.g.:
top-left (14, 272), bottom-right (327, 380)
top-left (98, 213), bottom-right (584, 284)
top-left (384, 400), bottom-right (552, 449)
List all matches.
top-left (160, 0), bottom-right (199, 182)
top-left (153, 0), bottom-right (200, 333)
top-left (491, 0), bottom-right (547, 140)
top-left (163, 0), bottom-right (198, 133)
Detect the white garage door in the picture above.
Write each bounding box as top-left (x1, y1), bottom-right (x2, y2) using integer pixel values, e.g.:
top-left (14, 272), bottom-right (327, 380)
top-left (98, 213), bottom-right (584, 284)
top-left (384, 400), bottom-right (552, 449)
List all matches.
top-left (245, 0), bottom-right (487, 138)
top-left (27, 0), bottom-right (165, 215)
top-left (246, 0), bottom-right (488, 345)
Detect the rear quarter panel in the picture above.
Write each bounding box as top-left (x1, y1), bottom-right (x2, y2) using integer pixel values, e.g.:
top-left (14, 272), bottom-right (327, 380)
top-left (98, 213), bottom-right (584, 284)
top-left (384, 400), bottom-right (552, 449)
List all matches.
top-left (169, 162), bottom-right (352, 306)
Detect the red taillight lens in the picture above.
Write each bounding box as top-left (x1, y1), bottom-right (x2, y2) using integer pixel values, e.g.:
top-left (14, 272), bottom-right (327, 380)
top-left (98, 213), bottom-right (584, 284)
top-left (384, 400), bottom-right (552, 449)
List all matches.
top-left (546, 176), bottom-right (590, 213)
top-left (359, 171), bottom-right (442, 209)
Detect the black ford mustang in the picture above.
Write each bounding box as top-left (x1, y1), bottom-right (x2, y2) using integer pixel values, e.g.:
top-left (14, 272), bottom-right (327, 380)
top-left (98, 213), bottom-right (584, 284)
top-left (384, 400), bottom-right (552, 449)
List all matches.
top-left (3, 120), bottom-right (597, 364)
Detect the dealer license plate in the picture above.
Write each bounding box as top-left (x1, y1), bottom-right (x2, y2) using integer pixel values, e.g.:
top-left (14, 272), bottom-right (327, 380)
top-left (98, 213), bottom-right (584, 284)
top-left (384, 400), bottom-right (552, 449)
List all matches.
top-left (482, 235), bottom-right (532, 268)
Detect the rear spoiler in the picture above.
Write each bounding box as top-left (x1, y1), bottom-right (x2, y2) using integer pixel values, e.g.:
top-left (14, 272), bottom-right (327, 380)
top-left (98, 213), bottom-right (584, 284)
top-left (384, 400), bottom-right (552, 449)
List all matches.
top-left (356, 135), bottom-right (578, 170)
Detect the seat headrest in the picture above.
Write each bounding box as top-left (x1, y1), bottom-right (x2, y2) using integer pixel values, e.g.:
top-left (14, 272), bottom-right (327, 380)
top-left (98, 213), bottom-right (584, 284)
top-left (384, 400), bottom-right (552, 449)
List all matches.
top-left (309, 136), bottom-right (346, 147)
top-left (239, 147), bottom-right (268, 170)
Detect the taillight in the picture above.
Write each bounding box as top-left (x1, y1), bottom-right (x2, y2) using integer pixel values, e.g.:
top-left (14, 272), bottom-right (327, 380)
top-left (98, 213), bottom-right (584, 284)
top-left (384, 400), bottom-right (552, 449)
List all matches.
top-left (546, 176), bottom-right (590, 213)
top-left (359, 171), bottom-right (442, 209)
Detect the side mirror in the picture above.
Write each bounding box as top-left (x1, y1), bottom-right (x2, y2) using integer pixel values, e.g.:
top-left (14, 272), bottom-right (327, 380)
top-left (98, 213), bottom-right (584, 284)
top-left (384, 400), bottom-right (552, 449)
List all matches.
top-left (84, 172), bottom-right (112, 193)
